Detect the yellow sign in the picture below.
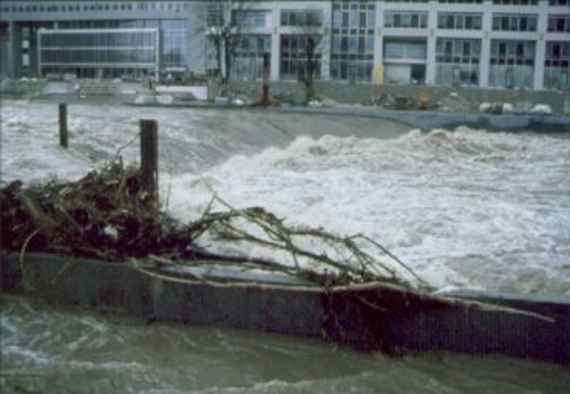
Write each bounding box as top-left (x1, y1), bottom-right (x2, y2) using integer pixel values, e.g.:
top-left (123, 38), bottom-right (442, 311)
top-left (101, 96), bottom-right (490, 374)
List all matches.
top-left (373, 65), bottom-right (384, 86)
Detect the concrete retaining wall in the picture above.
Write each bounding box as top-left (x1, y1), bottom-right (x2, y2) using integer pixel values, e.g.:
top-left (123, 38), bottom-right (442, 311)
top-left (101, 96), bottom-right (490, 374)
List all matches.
top-left (279, 107), bottom-right (570, 132)
top-left (1, 253), bottom-right (568, 364)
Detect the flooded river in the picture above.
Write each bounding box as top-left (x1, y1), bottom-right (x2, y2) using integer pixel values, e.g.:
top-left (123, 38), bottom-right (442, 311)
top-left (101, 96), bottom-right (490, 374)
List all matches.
top-left (1, 100), bottom-right (569, 392)
top-left (2, 295), bottom-right (569, 394)
top-left (2, 100), bottom-right (569, 294)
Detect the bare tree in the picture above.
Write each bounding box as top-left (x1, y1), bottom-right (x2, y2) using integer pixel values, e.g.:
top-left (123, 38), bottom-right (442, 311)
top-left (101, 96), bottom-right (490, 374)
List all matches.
top-left (284, 9), bottom-right (325, 103)
top-left (300, 35), bottom-right (318, 103)
top-left (203, 0), bottom-right (243, 87)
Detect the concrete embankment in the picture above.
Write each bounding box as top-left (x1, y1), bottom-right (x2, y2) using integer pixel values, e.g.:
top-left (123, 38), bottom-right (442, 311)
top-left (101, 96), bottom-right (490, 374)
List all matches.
top-left (124, 101), bottom-right (570, 132)
top-left (1, 253), bottom-right (568, 364)
top-left (278, 107), bottom-right (570, 132)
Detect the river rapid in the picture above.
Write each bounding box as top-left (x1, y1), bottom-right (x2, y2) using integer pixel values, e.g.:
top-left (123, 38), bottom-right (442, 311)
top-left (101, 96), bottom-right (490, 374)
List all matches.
top-left (1, 100), bottom-right (569, 392)
top-left (2, 100), bottom-right (569, 294)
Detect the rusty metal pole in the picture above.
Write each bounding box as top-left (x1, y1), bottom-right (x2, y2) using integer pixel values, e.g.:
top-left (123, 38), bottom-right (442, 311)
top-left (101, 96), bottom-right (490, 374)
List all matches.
top-left (140, 119), bottom-right (159, 208)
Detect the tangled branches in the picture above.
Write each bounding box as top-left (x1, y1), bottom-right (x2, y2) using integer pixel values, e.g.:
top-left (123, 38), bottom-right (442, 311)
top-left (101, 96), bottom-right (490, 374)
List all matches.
top-left (184, 194), bottom-right (431, 290)
top-left (1, 161), bottom-right (429, 291)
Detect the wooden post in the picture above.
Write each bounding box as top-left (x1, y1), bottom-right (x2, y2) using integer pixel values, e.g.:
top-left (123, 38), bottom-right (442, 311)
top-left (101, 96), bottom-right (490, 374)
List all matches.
top-left (140, 119), bottom-right (159, 208)
top-left (261, 52), bottom-right (270, 106)
top-left (59, 103), bottom-right (68, 149)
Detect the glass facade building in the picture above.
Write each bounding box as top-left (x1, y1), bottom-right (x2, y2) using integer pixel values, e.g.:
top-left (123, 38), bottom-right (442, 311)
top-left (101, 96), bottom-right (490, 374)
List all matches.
top-left (39, 28), bottom-right (158, 78)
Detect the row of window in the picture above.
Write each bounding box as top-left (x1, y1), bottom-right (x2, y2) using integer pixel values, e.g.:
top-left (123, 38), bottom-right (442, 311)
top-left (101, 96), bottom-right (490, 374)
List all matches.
top-left (332, 34), bottom-right (375, 54)
top-left (490, 40), bottom-right (535, 62)
top-left (547, 41), bottom-right (570, 60)
top-left (437, 13), bottom-right (482, 30)
top-left (5, 0), bottom-right (568, 16)
top-left (384, 12), bottom-right (428, 29)
top-left (40, 31), bottom-right (157, 48)
top-left (436, 38), bottom-right (481, 64)
top-left (384, 40), bottom-right (427, 59)
top-left (332, 8), bottom-right (376, 29)
top-left (492, 14), bottom-right (538, 32)
top-left (3, 2), bottom-right (189, 14)
top-left (214, 9), bottom-right (570, 33)
top-left (58, 20), bottom-right (160, 29)
top-left (281, 10), bottom-right (323, 27)
top-left (40, 49), bottom-right (156, 64)
top-left (232, 11), bottom-right (268, 28)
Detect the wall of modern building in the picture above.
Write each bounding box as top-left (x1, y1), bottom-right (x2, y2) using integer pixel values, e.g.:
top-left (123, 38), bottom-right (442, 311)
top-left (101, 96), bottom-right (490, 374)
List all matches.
top-left (0, 0), bottom-right (568, 91)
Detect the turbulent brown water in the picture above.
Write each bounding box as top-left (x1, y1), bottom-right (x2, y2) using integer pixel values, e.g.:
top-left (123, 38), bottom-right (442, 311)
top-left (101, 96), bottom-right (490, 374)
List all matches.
top-left (2, 295), bottom-right (569, 394)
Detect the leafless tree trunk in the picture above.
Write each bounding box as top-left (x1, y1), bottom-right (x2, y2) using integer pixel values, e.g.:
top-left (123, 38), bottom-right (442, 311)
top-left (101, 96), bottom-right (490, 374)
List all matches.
top-left (203, 1), bottom-right (243, 88)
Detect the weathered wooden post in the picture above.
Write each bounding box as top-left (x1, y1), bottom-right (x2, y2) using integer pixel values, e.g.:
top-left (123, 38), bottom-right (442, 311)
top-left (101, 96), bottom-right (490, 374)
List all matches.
top-left (261, 52), bottom-right (271, 106)
top-left (140, 119), bottom-right (159, 208)
top-left (58, 103), bottom-right (68, 149)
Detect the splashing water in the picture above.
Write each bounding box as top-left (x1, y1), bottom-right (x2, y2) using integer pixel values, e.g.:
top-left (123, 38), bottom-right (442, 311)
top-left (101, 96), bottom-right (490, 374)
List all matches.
top-left (2, 100), bottom-right (569, 295)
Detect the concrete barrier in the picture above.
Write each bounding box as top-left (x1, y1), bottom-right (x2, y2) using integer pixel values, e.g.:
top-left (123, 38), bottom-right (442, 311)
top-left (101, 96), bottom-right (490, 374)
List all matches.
top-left (1, 253), bottom-right (568, 364)
top-left (278, 107), bottom-right (570, 133)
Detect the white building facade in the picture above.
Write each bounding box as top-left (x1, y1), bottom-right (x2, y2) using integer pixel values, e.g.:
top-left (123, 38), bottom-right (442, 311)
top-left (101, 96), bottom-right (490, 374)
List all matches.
top-left (1, 0), bottom-right (569, 90)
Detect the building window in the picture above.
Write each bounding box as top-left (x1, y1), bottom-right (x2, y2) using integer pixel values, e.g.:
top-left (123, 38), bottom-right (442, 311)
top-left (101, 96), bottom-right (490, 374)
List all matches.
top-left (231, 35), bottom-right (271, 81)
top-left (436, 38), bottom-right (481, 86)
top-left (490, 40), bottom-right (535, 88)
top-left (385, 11), bottom-right (428, 28)
top-left (438, 13), bottom-right (482, 30)
top-left (548, 15), bottom-right (570, 32)
top-left (492, 14), bottom-right (538, 31)
top-left (331, 1), bottom-right (376, 82)
top-left (280, 35), bottom-right (322, 80)
top-left (281, 10), bottom-right (323, 27)
top-left (384, 40), bottom-right (427, 59)
top-left (232, 10), bottom-right (269, 28)
top-left (544, 41), bottom-right (570, 90)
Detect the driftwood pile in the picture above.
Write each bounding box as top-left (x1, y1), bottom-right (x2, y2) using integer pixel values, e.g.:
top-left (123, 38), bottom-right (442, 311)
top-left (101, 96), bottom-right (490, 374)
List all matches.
top-left (0, 160), bottom-right (194, 262)
top-left (0, 160), bottom-right (428, 290)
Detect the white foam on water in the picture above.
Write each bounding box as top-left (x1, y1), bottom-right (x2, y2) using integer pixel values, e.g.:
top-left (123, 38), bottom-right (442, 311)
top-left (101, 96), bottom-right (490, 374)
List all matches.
top-left (167, 127), bottom-right (570, 294)
top-left (2, 101), bottom-right (569, 294)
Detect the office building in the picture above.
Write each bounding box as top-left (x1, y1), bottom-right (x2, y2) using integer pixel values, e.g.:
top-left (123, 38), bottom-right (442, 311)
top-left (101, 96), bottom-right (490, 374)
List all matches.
top-left (0, 0), bottom-right (568, 90)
